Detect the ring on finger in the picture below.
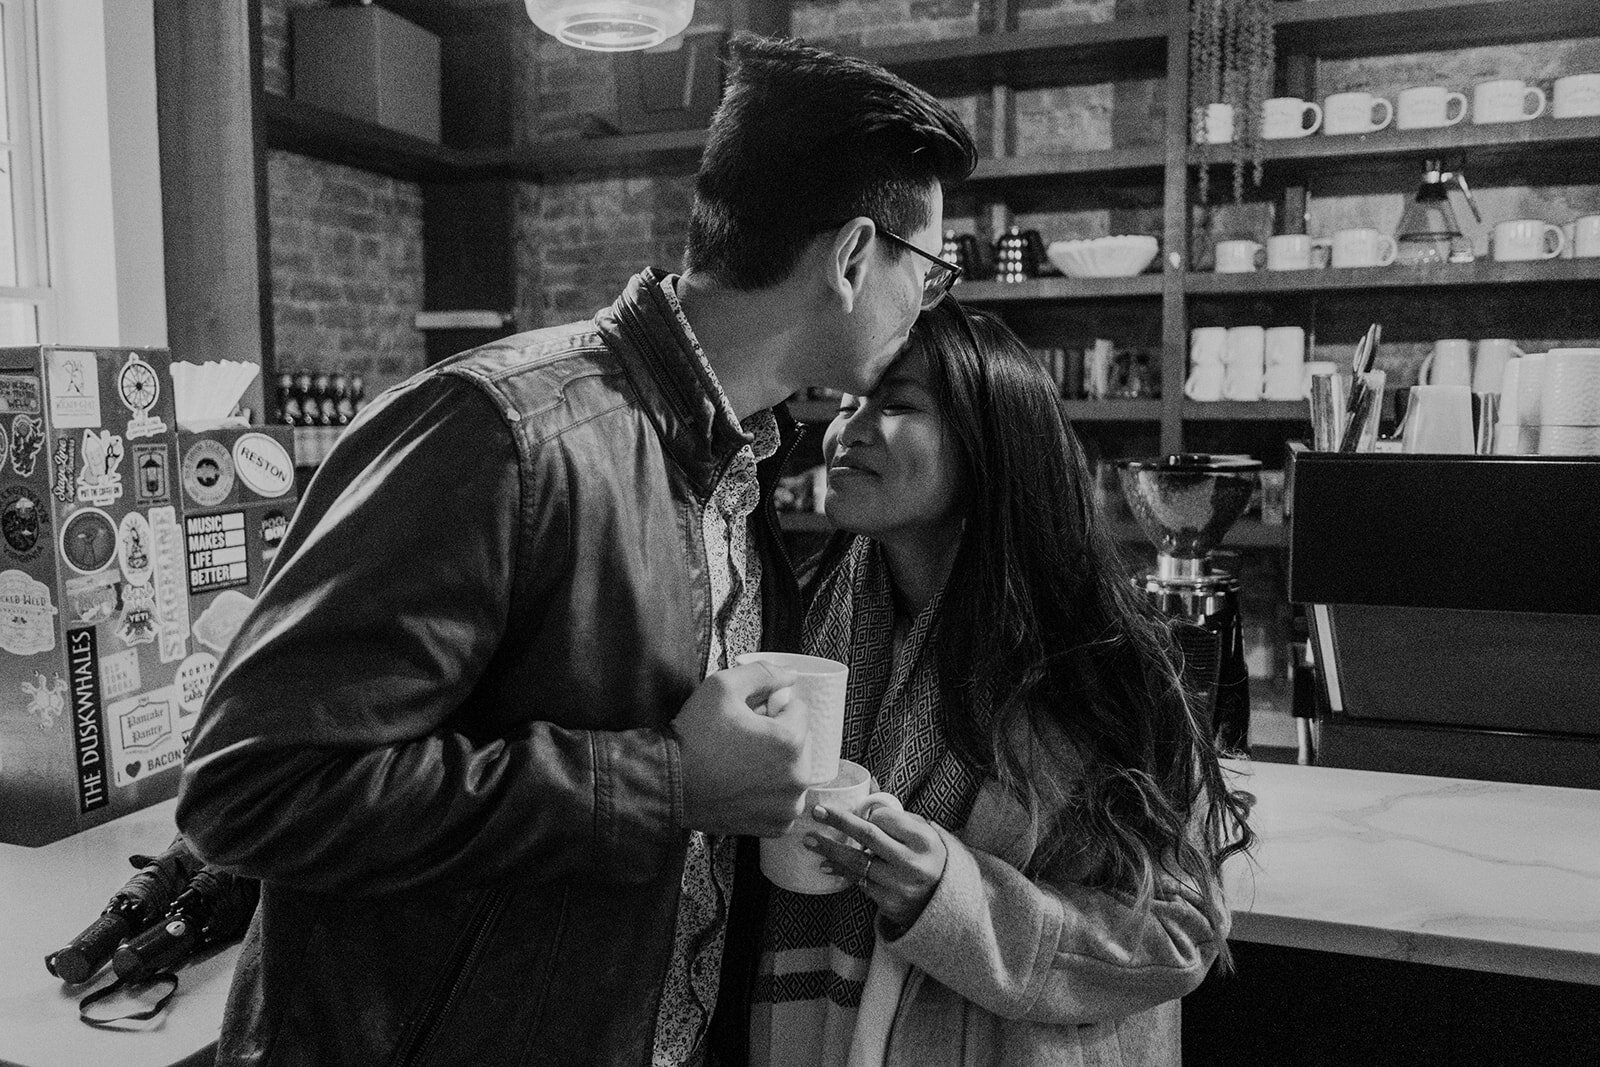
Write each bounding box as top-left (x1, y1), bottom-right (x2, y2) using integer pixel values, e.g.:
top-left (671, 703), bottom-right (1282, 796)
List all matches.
top-left (858, 851), bottom-right (874, 885)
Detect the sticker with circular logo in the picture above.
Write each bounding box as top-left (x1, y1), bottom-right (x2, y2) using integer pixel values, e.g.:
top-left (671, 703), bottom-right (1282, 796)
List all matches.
top-left (118, 511), bottom-right (154, 586)
top-left (182, 439), bottom-right (235, 507)
top-left (232, 432), bottom-right (293, 498)
top-left (175, 651), bottom-right (218, 715)
top-left (0, 484), bottom-right (48, 562)
top-left (59, 507), bottom-right (119, 575)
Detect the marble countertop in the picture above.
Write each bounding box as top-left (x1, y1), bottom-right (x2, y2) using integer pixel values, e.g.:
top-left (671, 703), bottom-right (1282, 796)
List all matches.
top-left (0, 799), bottom-right (237, 1067)
top-left (1221, 759), bottom-right (1600, 986)
top-left (3, 762), bottom-right (1596, 1066)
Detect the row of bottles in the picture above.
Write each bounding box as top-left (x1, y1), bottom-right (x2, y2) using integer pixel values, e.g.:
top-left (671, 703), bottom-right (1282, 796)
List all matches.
top-left (275, 370), bottom-right (366, 466)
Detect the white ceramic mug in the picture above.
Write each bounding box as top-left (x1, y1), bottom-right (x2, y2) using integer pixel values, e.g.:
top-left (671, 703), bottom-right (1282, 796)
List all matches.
top-left (1262, 97), bottom-right (1322, 139)
top-left (735, 651), bottom-right (848, 786)
top-left (759, 759), bottom-right (902, 894)
top-left (1474, 339), bottom-right (1526, 393)
top-left (1186, 327), bottom-right (1228, 401)
top-left (1323, 91), bottom-right (1393, 135)
top-left (1553, 73), bottom-right (1600, 119)
top-left (1538, 347), bottom-right (1600, 428)
top-left (1401, 385), bottom-right (1476, 454)
top-left (1328, 227), bottom-right (1398, 268)
top-left (1565, 214), bottom-right (1600, 258)
top-left (1263, 326), bottom-right (1307, 399)
top-left (1420, 339), bottom-right (1472, 388)
top-left (1215, 239), bottom-right (1265, 273)
top-left (1494, 357), bottom-right (1537, 455)
top-left (1472, 79), bottom-right (1546, 123)
top-left (1267, 234), bottom-right (1314, 271)
top-left (1492, 219), bottom-right (1565, 262)
top-left (1396, 85), bottom-right (1469, 129)
top-left (1223, 325), bottom-right (1266, 401)
top-left (1193, 103), bottom-right (1235, 144)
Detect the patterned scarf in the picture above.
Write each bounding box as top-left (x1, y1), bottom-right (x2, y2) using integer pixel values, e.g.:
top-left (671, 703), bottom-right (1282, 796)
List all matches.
top-left (751, 537), bottom-right (984, 1067)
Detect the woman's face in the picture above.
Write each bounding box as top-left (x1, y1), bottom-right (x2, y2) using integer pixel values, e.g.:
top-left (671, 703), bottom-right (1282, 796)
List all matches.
top-left (821, 344), bottom-right (966, 543)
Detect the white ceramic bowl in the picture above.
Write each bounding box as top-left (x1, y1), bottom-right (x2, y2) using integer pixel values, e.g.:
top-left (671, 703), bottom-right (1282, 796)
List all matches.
top-left (1046, 235), bottom-right (1160, 278)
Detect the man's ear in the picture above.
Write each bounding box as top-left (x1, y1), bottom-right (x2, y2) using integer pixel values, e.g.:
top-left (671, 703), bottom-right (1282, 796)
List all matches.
top-left (825, 218), bottom-right (876, 315)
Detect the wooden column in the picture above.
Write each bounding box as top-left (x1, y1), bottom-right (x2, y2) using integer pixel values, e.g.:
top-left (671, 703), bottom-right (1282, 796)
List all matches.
top-left (153, 0), bottom-right (268, 417)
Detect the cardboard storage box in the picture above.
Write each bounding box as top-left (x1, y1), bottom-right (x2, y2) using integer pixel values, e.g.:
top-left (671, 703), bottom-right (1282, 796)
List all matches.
top-left (292, 5), bottom-right (441, 143)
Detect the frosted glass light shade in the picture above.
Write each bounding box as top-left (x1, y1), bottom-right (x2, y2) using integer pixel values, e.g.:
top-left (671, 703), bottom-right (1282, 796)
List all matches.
top-left (525, 0), bottom-right (693, 51)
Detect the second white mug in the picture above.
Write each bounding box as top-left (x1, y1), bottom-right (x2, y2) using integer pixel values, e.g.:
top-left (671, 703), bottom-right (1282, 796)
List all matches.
top-left (1267, 234), bottom-right (1314, 271)
top-left (1323, 91), bottom-right (1393, 135)
top-left (1472, 79), bottom-right (1546, 124)
top-left (1492, 219), bottom-right (1565, 262)
top-left (1397, 85), bottom-right (1469, 129)
top-left (1328, 228), bottom-right (1398, 268)
top-left (1553, 73), bottom-right (1600, 119)
top-left (1262, 97), bottom-right (1322, 138)
top-left (1223, 326), bottom-right (1266, 401)
top-left (1215, 239), bottom-right (1265, 273)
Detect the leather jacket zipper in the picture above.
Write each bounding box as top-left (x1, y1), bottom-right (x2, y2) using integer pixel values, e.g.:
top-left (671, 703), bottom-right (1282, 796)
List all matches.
top-left (393, 886), bottom-right (511, 1067)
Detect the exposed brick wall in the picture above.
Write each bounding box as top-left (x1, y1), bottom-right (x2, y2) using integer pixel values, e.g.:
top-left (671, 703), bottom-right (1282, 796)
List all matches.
top-left (267, 151), bottom-right (426, 394)
top-left (260, 0), bottom-right (427, 395)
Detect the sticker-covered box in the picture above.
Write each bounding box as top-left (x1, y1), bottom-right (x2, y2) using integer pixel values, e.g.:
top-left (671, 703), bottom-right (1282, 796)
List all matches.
top-left (0, 346), bottom-right (193, 846)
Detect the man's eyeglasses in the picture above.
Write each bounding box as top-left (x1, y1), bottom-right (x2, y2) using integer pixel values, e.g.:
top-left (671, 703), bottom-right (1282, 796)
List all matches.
top-left (877, 228), bottom-right (963, 310)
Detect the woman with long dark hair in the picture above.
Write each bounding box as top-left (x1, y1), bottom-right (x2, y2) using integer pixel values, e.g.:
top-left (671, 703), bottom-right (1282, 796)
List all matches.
top-left (750, 300), bottom-right (1255, 1067)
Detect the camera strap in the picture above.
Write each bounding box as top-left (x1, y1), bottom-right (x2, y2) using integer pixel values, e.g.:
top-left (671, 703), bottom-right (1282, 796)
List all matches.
top-left (77, 972), bottom-right (179, 1027)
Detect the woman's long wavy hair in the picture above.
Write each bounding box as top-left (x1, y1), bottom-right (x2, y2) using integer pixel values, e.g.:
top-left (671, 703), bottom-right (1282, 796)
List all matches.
top-left (872, 300), bottom-right (1254, 967)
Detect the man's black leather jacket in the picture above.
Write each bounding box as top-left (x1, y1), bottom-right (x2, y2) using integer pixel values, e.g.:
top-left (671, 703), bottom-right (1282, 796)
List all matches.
top-left (177, 269), bottom-right (802, 1065)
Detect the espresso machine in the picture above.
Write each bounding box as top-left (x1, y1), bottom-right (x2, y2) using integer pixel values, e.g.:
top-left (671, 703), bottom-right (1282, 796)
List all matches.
top-left (1116, 454), bottom-right (1260, 752)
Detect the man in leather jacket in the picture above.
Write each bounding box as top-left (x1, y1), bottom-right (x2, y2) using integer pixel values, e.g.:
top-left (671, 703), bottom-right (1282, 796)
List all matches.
top-left (176, 33), bottom-right (975, 1067)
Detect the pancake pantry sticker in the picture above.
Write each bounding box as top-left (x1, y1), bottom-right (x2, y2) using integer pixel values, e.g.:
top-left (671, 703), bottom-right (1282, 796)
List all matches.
top-left (0, 568), bottom-right (57, 655)
top-left (10, 414), bottom-right (44, 477)
top-left (47, 350), bottom-right (101, 429)
top-left (107, 685), bottom-right (183, 787)
top-left (117, 353), bottom-right (168, 440)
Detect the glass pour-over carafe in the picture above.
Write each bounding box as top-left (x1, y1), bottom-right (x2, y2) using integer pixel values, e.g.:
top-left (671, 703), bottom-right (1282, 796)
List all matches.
top-left (1396, 159), bottom-right (1483, 266)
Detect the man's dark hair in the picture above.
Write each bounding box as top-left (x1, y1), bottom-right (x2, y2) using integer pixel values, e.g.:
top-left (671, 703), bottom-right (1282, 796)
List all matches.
top-left (685, 34), bottom-right (977, 289)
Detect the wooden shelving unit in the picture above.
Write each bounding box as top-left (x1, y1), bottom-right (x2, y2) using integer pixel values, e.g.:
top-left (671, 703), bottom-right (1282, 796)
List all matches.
top-left (259, 92), bottom-right (493, 181)
top-left (852, 17), bottom-right (1169, 93)
top-left (1064, 399), bottom-right (1163, 422)
top-left (1183, 401), bottom-right (1308, 421)
top-left (1187, 258), bottom-right (1600, 296)
top-left (259, 0), bottom-right (1600, 522)
top-left (958, 275), bottom-right (1164, 303)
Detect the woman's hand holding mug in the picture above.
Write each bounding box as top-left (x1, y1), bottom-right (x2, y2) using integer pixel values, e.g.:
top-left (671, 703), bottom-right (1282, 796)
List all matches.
top-left (807, 800), bottom-right (949, 931)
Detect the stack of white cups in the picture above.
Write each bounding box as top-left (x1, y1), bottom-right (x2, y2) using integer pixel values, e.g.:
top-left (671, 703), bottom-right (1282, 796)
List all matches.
top-left (1185, 327), bottom-right (1227, 400)
top-left (1537, 348), bottom-right (1600, 454)
top-left (1263, 327), bottom-right (1308, 399)
top-left (1223, 326), bottom-right (1265, 401)
top-left (1493, 354), bottom-right (1544, 454)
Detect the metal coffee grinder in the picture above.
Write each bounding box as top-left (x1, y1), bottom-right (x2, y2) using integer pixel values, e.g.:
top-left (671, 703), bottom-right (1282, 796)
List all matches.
top-left (1116, 454), bottom-right (1260, 753)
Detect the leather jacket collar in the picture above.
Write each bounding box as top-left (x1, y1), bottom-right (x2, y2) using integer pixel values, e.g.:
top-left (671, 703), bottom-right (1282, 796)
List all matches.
top-left (598, 267), bottom-right (766, 500)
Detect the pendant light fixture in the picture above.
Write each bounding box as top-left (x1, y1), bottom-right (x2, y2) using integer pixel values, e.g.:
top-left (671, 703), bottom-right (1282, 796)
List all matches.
top-left (524, 0), bottom-right (694, 52)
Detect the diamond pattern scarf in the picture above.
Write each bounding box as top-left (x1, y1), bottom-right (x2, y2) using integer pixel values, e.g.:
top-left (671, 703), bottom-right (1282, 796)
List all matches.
top-left (750, 537), bottom-right (984, 1067)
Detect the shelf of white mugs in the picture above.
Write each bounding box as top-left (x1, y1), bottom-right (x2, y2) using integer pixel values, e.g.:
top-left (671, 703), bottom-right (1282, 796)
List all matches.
top-left (1190, 72), bottom-right (1600, 156)
top-left (1189, 114), bottom-right (1600, 171)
